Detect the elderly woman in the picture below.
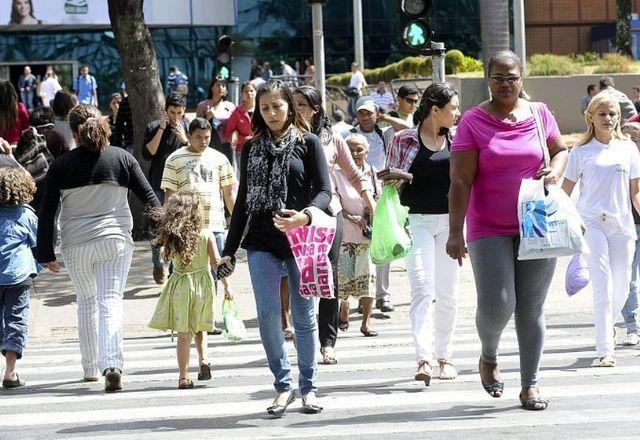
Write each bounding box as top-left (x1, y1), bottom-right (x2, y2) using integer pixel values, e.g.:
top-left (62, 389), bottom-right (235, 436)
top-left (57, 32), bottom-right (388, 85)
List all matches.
top-left (446, 50), bottom-right (568, 410)
top-left (37, 105), bottom-right (159, 393)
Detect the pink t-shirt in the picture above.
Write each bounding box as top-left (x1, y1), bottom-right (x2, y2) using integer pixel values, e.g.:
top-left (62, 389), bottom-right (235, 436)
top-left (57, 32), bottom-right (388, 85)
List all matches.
top-left (451, 104), bottom-right (560, 242)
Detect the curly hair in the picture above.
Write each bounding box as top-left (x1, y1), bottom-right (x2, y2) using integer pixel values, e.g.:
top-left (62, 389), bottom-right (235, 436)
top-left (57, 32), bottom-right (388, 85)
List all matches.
top-left (0, 166), bottom-right (35, 206)
top-left (68, 105), bottom-right (111, 152)
top-left (154, 192), bottom-right (203, 268)
top-left (0, 80), bottom-right (19, 134)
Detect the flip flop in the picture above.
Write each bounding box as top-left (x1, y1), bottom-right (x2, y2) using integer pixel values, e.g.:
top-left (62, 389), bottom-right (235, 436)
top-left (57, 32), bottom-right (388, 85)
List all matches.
top-left (178, 378), bottom-right (194, 389)
top-left (320, 346), bottom-right (337, 365)
top-left (360, 327), bottom-right (379, 337)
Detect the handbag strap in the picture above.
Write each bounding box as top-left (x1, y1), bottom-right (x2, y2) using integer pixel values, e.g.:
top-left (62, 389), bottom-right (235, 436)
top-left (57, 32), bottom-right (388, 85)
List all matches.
top-left (369, 163), bottom-right (378, 199)
top-left (530, 102), bottom-right (550, 168)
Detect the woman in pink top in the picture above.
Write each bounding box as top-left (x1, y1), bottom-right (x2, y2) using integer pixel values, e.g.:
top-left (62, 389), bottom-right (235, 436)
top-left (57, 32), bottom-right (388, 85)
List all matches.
top-left (447, 51), bottom-right (568, 411)
top-left (293, 85), bottom-right (376, 365)
top-left (0, 81), bottom-right (30, 145)
top-left (223, 81), bottom-right (256, 170)
top-left (196, 76), bottom-right (236, 166)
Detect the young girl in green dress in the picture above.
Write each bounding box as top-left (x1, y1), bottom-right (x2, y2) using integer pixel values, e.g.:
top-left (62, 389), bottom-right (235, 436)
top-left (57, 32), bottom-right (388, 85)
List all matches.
top-left (149, 191), bottom-right (230, 389)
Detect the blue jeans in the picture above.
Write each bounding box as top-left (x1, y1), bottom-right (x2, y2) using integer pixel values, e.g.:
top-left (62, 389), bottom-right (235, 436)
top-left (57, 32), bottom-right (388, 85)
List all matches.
top-left (21, 91), bottom-right (34, 110)
top-left (622, 235), bottom-right (640, 334)
top-left (151, 190), bottom-right (165, 269)
top-left (247, 250), bottom-right (318, 395)
top-left (0, 281), bottom-right (31, 359)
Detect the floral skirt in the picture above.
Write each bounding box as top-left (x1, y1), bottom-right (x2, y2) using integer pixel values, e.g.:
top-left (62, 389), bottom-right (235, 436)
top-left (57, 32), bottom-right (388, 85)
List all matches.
top-left (338, 242), bottom-right (376, 300)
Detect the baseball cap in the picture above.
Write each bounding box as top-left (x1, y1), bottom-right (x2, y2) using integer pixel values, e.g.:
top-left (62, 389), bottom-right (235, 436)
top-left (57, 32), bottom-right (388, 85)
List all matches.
top-left (356, 97), bottom-right (378, 113)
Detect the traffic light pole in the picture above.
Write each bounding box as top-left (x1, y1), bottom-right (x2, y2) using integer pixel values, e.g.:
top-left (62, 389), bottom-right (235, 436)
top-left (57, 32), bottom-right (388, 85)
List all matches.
top-left (431, 41), bottom-right (446, 83)
top-left (353, 0), bottom-right (365, 68)
top-left (310, 2), bottom-right (326, 108)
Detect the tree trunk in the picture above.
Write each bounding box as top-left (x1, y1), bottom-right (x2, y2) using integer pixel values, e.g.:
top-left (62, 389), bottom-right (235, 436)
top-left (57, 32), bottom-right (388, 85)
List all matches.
top-left (478, 0), bottom-right (510, 71)
top-left (615, 0), bottom-right (632, 56)
top-left (108, 0), bottom-right (164, 239)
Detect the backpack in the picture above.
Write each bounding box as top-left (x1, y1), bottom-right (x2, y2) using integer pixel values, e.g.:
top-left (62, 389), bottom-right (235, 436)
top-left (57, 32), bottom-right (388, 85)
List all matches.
top-left (14, 126), bottom-right (54, 183)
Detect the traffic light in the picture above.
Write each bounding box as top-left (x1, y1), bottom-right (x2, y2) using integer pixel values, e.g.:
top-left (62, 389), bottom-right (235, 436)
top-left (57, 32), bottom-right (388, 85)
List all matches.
top-left (399, 0), bottom-right (432, 53)
top-left (215, 35), bottom-right (233, 79)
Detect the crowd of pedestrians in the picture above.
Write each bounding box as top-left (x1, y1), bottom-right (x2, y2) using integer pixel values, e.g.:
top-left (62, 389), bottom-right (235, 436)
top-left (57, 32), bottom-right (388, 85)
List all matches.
top-left (2, 50), bottom-right (640, 420)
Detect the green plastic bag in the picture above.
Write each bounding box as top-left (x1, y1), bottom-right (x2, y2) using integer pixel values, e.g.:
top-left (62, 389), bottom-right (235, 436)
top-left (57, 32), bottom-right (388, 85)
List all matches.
top-left (370, 186), bottom-right (412, 264)
top-left (222, 295), bottom-right (247, 342)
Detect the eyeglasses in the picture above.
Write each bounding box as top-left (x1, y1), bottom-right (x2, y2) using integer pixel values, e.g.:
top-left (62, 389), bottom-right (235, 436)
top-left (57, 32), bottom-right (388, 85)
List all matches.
top-left (403, 97), bottom-right (419, 105)
top-left (489, 76), bottom-right (521, 85)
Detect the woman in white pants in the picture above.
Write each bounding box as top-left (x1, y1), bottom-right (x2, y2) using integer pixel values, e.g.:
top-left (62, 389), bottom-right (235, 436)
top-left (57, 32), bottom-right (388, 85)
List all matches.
top-left (37, 105), bottom-right (159, 391)
top-left (562, 93), bottom-right (640, 367)
top-left (386, 83), bottom-right (461, 384)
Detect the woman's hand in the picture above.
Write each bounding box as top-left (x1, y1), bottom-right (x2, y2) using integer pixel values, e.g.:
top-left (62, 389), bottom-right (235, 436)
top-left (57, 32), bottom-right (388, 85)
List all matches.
top-left (219, 255), bottom-right (233, 271)
top-left (273, 209), bottom-right (310, 232)
top-left (46, 261), bottom-right (61, 273)
top-left (346, 214), bottom-right (365, 228)
top-left (445, 232), bottom-right (467, 267)
top-left (537, 166), bottom-right (562, 185)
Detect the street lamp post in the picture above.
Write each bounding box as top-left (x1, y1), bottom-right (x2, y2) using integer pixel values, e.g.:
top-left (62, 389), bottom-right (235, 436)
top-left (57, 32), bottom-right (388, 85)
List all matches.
top-left (353, 0), bottom-right (365, 69)
top-left (514, 0), bottom-right (526, 72)
top-left (307, 0), bottom-right (327, 108)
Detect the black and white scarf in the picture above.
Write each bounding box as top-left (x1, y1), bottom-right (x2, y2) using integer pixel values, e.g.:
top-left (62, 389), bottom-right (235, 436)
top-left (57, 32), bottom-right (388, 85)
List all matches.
top-left (246, 127), bottom-right (299, 215)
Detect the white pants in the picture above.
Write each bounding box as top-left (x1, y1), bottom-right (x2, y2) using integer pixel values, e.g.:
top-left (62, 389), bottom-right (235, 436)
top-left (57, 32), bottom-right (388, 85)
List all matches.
top-left (62, 238), bottom-right (134, 376)
top-left (405, 214), bottom-right (459, 363)
top-left (584, 219), bottom-right (635, 357)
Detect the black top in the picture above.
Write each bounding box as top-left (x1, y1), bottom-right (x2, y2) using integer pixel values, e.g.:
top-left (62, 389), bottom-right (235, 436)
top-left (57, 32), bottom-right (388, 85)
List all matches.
top-left (400, 135), bottom-right (451, 214)
top-left (633, 203), bottom-right (640, 226)
top-left (142, 119), bottom-right (189, 191)
top-left (36, 146), bottom-right (159, 262)
top-left (111, 97), bottom-right (133, 148)
top-left (222, 132), bottom-right (332, 260)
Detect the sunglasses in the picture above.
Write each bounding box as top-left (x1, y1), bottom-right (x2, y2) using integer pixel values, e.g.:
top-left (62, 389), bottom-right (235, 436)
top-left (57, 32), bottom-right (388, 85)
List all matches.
top-left (403, 97), bottom-right (419, 105)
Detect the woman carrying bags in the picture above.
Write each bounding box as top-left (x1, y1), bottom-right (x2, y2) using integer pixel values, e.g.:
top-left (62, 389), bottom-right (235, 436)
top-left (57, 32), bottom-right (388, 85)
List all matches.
top-left (386, 82), bottom-right (461, 384)
top-left (446, 50), bottom-right (568, 410)
top-left (562, 93), bottom-right (640, 367)
top-left (220, 80), bottom-right (332, 416)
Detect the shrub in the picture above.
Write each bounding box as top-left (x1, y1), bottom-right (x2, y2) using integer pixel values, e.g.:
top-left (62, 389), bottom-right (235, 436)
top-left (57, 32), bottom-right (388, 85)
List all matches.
top-left (574, 51), bottom-right (599, 66)
top-left (460, 56), bottom-right (484, 73)
top-left (527, 54), bottom-right (579, 76)
top-left (593, 53), bottom-right (632, 74)
top-left (445, 49), bottom-right (465, 74)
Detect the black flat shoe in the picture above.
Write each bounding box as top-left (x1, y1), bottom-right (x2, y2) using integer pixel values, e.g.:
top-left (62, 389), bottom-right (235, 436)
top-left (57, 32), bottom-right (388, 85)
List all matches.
top-left (478, 358), bottom-right (503, 398)
top-left (2, 373), bottom-right (25, 389)
top-left (360, 327), bottom-right (379, 337)
top-left (267, 391), bottom-right (296, 417)
top-left (179, 378), bottom-right (195, 389)
top-left (302, 393), bottom-right (323, 414)
top-left (104, 368), bottom-right (122, 393)
top-left (520, 387), bottom-right (548, 410)
top-left (198, 363), bottom-right (211, 381)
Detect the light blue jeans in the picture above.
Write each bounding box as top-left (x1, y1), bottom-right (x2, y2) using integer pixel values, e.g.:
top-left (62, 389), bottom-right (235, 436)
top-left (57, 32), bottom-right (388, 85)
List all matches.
top-left (622, 234), bottom-right (640, 334)
top-left (247, 250), bottom-right (318, 395)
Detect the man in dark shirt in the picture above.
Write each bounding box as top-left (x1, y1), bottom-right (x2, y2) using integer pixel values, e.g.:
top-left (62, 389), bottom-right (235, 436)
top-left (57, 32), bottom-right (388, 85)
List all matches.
top-left (142, 92), bottom-right (189, 284)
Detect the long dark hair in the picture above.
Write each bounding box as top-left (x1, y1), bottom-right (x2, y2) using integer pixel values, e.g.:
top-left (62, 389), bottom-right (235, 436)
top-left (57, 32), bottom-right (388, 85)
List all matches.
top-left (207, 76), bottom-right (228, 100)
top-left (252, 80), bottom-right (309, 138)
top-left (0, 80), bottom-right (19, 133)
top-left (413, 82), bottom-right (458, 135)
top-left (52, 91), bottom-right (77, 120)
top-left (293, 85), bottom-right (332, 138)
top-left (10, 0), bottom-right (35, 24)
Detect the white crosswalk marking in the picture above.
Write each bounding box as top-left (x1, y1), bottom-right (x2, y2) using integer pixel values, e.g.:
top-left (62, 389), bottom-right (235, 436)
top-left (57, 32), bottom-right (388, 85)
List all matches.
top-left (2, 317), bottom-right (639, 439)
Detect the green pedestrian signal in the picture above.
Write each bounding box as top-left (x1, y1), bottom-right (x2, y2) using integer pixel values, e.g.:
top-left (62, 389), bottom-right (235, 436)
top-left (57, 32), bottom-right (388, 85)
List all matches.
top-left (399, 0), bottom-right (433, 54)
top-left (219, 66), bottom-right (230, 79)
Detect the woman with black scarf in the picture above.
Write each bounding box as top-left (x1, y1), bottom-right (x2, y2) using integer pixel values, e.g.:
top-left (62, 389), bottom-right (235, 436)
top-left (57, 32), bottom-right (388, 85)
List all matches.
top-left (221, 80), bottom-right (332, 416)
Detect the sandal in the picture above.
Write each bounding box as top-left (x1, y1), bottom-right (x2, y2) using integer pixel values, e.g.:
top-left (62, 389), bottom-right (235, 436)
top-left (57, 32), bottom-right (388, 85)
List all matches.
top-left (283, 327), bottom-right (296, 341)
top-left (267, 390), bottom-right (295, 417)
top-left (301, 392), bottom-right (323, 414)
top-left (338, 320), bottom-right (349, 332)
top-left (519, 387), bottom-right (549, 411)
top-left (479, 358), bottom-right (503, 398)
top-left (438, 358), bottom-right (458, 380)
top-left (360, 327), bottom-right (379, 337)
top-left (598, 355), bottom-right (616, 367)
top-left (414, 360), bottom-right (432, 386)
top-left (320, 346), bottom-right (337, 365)
top-left (198, 362), bottom-right (211, 381)
top-left (178, 377), bottom-right (194, 389)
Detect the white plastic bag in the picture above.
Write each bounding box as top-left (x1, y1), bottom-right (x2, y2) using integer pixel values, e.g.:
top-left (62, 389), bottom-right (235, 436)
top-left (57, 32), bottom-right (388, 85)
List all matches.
top-left (517, 179), bottom-right (584, 260)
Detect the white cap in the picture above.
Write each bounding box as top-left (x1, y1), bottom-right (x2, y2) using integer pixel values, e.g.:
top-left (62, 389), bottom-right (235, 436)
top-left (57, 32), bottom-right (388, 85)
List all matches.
top-left (356, 97), bottom-right (377, 113)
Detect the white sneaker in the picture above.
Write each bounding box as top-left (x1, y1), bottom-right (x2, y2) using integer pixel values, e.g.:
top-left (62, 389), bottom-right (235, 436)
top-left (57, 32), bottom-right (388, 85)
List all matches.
top-left (622, 332), bottom-right (640, 346)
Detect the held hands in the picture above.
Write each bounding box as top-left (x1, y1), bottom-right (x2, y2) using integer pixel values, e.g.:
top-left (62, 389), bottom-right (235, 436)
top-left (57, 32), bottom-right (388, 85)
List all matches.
top-left (537, 167), bottom-right (561, 185)
top-left (46, 261), bottom-right (61, 273)
top-left (445, 233), bottom-right (467, 267)
top-left (273, 209), bottom-right (310, 232)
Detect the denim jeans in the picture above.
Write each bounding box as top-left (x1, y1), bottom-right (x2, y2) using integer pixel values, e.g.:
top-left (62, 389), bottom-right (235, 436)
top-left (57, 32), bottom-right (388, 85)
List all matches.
top-left (0, 281), bottom-right (31, 359)
top-left (151, 189), bottom-right (165, 269)
top-left (622, 235), bottom-right (640, 334)
top-left (247, 250), bottom-right (318, 395)
top-left (20, 91), bottom-right (34, 110)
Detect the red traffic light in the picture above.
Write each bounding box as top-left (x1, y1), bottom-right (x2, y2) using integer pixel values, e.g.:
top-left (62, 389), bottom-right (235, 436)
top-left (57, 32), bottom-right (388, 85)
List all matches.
top-left (400, 0), bottom-right (431, 17)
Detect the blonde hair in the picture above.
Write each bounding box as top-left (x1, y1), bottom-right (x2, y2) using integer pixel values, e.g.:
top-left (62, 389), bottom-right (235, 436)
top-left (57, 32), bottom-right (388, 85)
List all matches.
top-left (577, 92), bottom-right (625, 146)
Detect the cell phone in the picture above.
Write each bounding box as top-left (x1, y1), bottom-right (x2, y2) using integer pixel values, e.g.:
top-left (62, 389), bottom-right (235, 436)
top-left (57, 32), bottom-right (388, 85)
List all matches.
top-left (278, 210), bottom-right (293, 218)
top-left (216, 256), bottom-right (236, 279)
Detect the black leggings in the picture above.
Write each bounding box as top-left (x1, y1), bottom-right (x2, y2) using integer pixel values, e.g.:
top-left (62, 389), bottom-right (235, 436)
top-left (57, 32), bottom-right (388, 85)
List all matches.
top-left (318, 213), bottom-right (343, 348)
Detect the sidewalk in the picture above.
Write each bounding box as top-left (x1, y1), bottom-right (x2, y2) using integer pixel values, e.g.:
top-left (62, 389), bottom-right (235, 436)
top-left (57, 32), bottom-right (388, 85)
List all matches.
top-left (28, 241), bottom-right (594, 342)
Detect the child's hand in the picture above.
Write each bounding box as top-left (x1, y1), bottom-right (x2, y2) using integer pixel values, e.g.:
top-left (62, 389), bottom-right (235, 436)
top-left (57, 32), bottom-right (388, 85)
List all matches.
top-left (46, 261), bottom-right (61, 273)
top-left (223, 286), bottom-right (234, 301)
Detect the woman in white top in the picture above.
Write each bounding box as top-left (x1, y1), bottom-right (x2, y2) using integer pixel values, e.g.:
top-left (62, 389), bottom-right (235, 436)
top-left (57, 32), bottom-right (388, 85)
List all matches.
top-left (562, 92), bottom-right (640, 367)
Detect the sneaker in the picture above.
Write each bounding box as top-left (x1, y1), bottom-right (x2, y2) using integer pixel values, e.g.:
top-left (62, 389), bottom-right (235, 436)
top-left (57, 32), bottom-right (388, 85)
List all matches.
top-left (622, 332), bottom-right (640, 346)
top-left (153, 266), bottom-right (165, 285)
top-left (376, 299), bottom-right (395, 312)
top-left (104, 368), bottom-right (123, 392)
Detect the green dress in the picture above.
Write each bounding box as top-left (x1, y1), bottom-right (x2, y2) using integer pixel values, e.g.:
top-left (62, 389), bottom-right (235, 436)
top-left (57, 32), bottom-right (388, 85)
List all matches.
top-left (149, 231), bottom-right (215, 333)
